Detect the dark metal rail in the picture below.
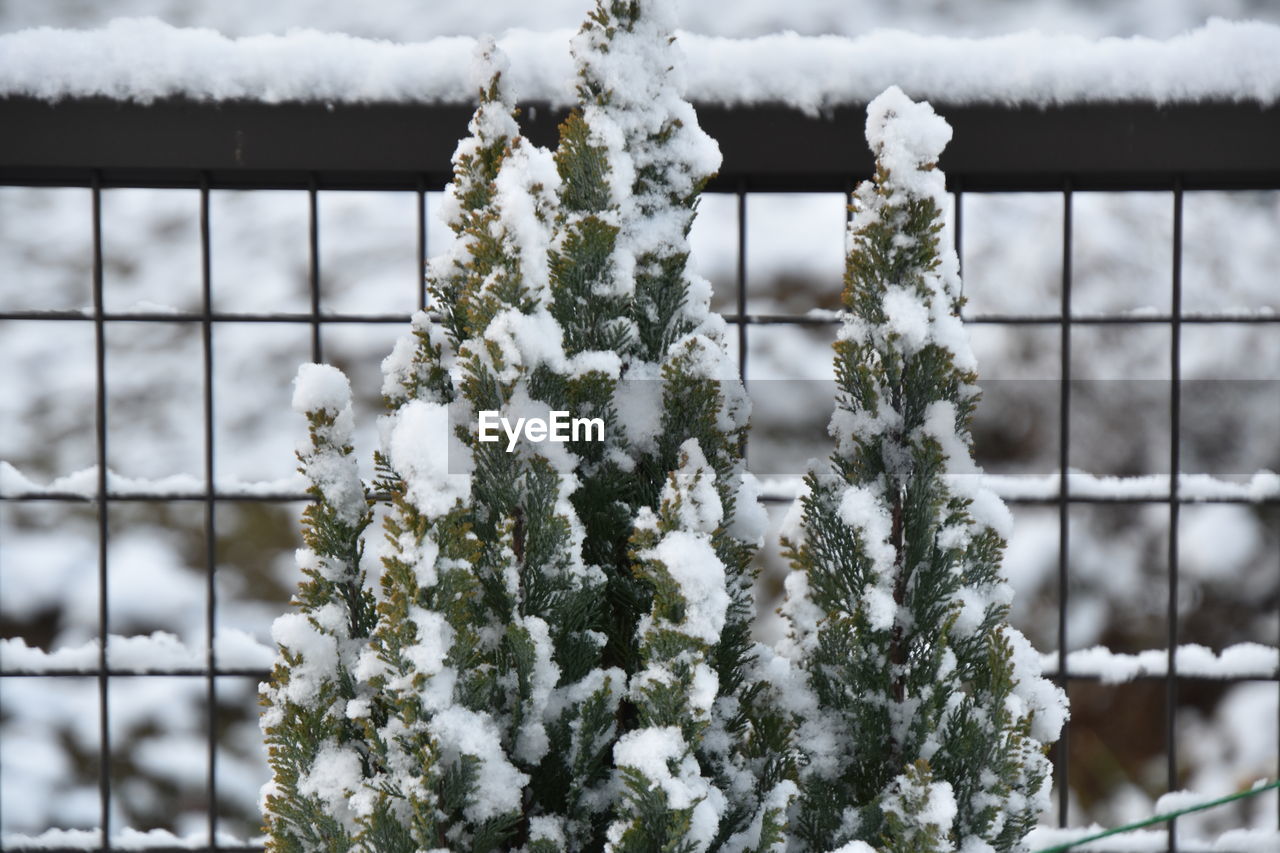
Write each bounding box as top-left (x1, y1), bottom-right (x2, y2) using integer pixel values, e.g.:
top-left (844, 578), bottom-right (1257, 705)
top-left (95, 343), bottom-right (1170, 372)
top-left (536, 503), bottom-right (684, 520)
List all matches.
top-left (3, 96), bottom-right (1280, 191)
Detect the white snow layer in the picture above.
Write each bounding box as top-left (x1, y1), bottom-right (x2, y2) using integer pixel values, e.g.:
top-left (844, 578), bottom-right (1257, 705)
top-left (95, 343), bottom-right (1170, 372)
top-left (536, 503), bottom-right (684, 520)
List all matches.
top-left (0, 460), bottom-right (306, 498)
top-left (664, 440), bottom-right (724, 535)
top-left (836, 484), bottom-right (898, 632)
top-left (384, 399), bottom-right (469, 517)
top-left (984, 469), bottom-right (1280, 502)
top-left (0, 829), bottom-right (262, 850)
top-left (1025, 827), bottom-right (1280, 853)
top-left (429, 706), bottom-right (529, 822)
top-left (292, 362), bottom-right (354, 416)
top-left (882, 771), bottom-right (958, 844)
top-left (0, 631), bottom-right (275, 672)
top-left (752, 470), bottom-right (1280, 504)
top-left (6, 460), bottom-right (1276, 512)
top-left (1041, 643), bottom-right (1280, 683)
top-left (3, 18), bottom-right (1280, 110)
top-left (293, 363), bottom-right (366, 526)
top-left (865, 85), bottom-right (953, 196)
top-left (642, 530), bottom-right (730, 646)
top-left (612, 726), bottom-right (725, 850)
top-left (827, 842), bottom-right (877, 853)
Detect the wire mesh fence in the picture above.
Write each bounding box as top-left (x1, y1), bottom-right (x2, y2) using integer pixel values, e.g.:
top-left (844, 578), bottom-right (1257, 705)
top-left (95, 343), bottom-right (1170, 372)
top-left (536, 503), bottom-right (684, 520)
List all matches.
top-left (1, 98), bottom-right (1278, 852)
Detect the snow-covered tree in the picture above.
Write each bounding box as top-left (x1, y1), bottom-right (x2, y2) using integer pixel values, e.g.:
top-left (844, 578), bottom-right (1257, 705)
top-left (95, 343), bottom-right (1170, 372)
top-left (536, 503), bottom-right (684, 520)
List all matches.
top-left (606, 440), bottom-right (730, 851)
top-left (363, 40), bottom-right (626, 851)
top-left (262, 364), bottom-right (374, 852)
top-left (263, 11), bottom-right (1066, 853)
top-left (777, 87), bottom-right (1067, 853)
top-left (553, 4), bottom-right (788, 849)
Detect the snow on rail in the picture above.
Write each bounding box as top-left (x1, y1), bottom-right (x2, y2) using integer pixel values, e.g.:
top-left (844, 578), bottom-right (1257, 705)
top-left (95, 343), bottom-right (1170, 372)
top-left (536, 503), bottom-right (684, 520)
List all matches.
top-left (2, 18), bottom-right (1280, 112)
top-left (6, 631), bottom-right (1271, 683)
top-left (1026, 827), bottom-right (1280, 853)
top-left (6, 463), bottom-right (1277, 503)
top-left (0, 462), bottom-right (305, 499)
top-left (754, 470), bottom-right (1280, 503)
top-left (1040, 643), bottom-right (1280, 683)
top-left (7, 826), bottom-right (1276, 852)
top-left (983, 470), bottom-right (1280, 502)
top-left (1, 829), bottom-right (263, 851)
top-left (0, 631), bottom-right (275, 673)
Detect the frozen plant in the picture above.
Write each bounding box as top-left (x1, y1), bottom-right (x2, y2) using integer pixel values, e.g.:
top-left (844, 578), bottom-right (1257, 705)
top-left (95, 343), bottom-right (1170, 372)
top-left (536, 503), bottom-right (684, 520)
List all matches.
top-left (263, 2), bottom-right (777, 851)
top-left (261, 363), bottom-right (374, 849)
top-left (262, 5), bottom-right (1065, 852)
top-left (775, 87), bottom-right (1067, 853)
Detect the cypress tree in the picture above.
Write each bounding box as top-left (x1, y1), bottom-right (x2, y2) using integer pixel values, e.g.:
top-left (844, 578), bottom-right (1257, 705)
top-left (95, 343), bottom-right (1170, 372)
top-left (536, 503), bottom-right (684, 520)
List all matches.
top-left (777, 87), bottom-right (1066, 853)
top-left (262, 11), bottom-right (1067, 852)
top-left (262, 364), bottom-right (374, 852)
top-left (544, 0), bottom-right (649, 689)
top-left (553, 4), bottom-right (789, 849)
top-left (606, 440), bottom-right (729, 851)
top-left (358, 41), bottom-right (623, 852)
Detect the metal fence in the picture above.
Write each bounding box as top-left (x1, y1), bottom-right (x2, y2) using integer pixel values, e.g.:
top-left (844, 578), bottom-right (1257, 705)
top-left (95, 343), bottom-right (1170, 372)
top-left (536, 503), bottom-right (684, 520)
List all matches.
top-left (1, 95), bottom-right (1279, 852)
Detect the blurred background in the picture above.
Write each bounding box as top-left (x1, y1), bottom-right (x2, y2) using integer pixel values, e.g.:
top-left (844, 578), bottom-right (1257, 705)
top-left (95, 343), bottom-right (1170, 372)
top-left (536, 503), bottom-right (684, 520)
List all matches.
top-left (2, 0), bottom-right (1278, 844)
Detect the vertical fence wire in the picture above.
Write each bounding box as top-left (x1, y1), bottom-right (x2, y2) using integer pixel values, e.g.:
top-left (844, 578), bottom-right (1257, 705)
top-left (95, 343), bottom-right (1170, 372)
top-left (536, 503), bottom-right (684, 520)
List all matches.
top-left (1056, 179), bottom-right (1074, 829)
top-left (0, 480), bottom-right (2, 829)
top-left (1167, 179), bottom-right (1184, 853)
top-left (91, 171), bottom-right (112, 853)
top-left (736, 183), bottom-right (748, 386)
top-left (417, 177), bottom-right (429, 311)
top-left (735, 184), bottom-right (749, 464)
top-left (308, 176), bottom-right (322, 364)
top-left (200, 175), bottom-right (219, 849)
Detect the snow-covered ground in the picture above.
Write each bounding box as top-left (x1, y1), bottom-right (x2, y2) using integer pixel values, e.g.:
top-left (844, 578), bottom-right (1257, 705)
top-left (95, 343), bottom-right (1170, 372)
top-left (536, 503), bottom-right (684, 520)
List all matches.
top-left (2, 0), bottom-right (1279, 843)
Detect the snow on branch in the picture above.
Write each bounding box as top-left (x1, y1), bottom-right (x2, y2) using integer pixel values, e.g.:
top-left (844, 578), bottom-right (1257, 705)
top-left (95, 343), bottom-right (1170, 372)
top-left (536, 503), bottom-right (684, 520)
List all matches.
top-left (3, 18), bottom-right (1280, 111)
top-left (0, 631), bottom-right (275, 674)
top-left (1040, 643), bottom-right (1280, 684)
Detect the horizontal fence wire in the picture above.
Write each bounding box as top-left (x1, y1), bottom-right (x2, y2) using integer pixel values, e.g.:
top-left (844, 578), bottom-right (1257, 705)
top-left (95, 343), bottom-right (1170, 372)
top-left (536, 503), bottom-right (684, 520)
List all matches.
top-left (2, 97), bottom-right (1279, 851)
top-left (2, 309), bottom-right (1280, 324)
top-left (0, 847), bottom-right (266, 853)
top-left (3, 668), bottom-right (1275, 682)
top-left (1033, 781), bottom-right (1280, 853)
top-left (2, 492), bottom-right (1277, 505)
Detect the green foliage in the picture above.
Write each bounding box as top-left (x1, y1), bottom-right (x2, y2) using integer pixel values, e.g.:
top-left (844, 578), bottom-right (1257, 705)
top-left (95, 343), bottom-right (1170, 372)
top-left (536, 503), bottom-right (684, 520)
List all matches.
top-left (550, 114), bottom-right (630, 357)
top-left (780, 90), bottom-right (1063, 853)
top-left (263, 388), bottom-right (373, 853)
top-left (881, 762), bottom-right (955, 853)
top-left (264, 13), bottom-right (1063, 853)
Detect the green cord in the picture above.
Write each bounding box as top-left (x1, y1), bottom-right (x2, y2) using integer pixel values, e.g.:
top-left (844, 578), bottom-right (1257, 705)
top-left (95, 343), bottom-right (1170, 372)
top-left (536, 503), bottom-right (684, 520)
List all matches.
top-left (1032, 779), bottom-right (1280, 853)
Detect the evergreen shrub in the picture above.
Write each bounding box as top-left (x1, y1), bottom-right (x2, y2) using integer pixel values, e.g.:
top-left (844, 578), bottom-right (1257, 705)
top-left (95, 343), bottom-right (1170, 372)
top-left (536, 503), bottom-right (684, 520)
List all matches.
top-left (261, 3), bottom-right (1066, 851)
